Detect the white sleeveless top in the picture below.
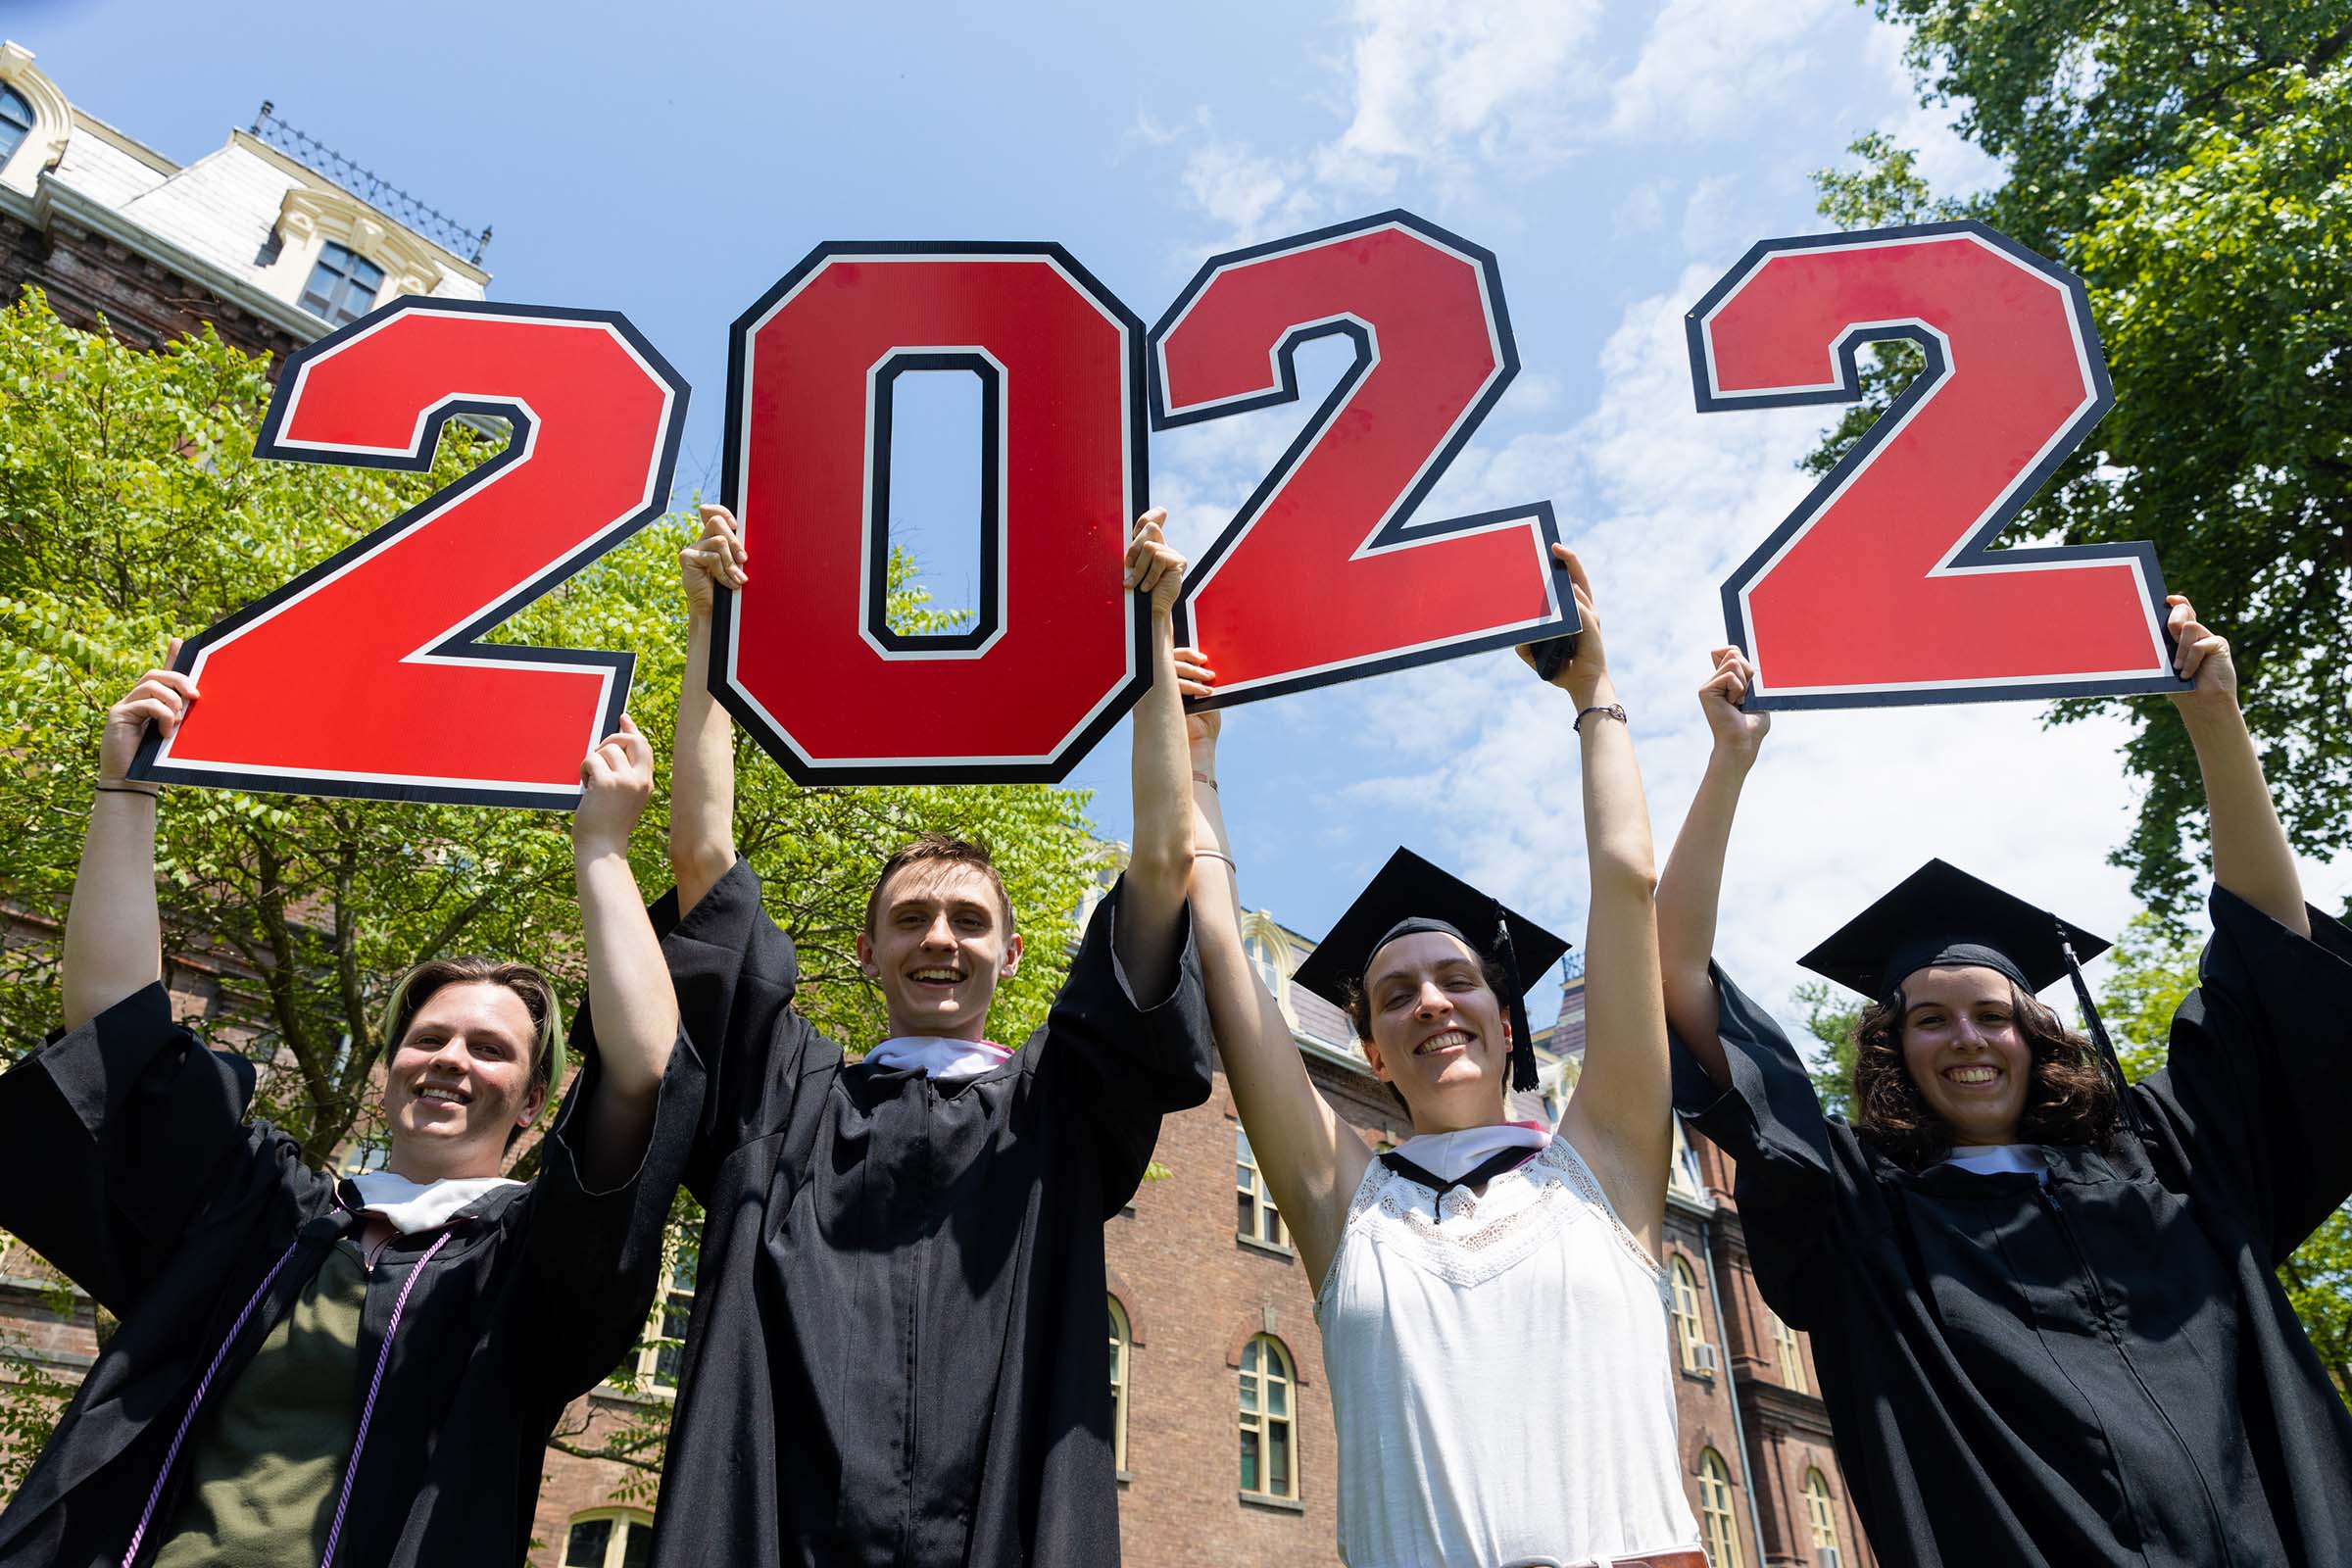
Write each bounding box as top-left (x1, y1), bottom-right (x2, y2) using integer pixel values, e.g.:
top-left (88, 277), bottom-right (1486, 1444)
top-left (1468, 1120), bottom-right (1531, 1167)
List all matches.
top-left (1314, 1136), bottom-right (1702, 1568)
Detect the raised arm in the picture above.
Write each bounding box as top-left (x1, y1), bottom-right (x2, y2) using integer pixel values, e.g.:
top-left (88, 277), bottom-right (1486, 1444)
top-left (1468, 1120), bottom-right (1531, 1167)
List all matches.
top-left (1536, 547), bottom-right (1671, 1249)
top-left (669, 505), bottom-right (746, 917)
top-left (2166, 597), bottom-right (2308, 937)
top-left (1112, 511), bottom-right (1194, 1000)
top-left (61, 643), bottom-right (194, 1029)
top-left (1654, 647), bottom-right (1772, 1090)
top-left (567, 714), bottom-right (684, 1189)
top-left (1184, 667), bottom-right (1370, 1290)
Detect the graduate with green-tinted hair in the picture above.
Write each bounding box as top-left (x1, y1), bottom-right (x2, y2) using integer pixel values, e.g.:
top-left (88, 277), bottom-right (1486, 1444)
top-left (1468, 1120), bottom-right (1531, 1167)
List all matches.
top-left (0, 643), bottom-right (705, 1568)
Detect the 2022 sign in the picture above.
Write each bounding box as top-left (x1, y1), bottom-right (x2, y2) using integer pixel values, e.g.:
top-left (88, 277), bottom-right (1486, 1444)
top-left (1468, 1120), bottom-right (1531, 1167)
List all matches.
top-left (132, 212), bottom-right (2184, 807)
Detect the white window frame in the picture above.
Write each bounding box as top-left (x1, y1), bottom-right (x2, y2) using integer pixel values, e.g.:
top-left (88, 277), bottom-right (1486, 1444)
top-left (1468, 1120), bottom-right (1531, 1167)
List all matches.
top-left (1238, 1334), bottom-right (1298, 1502)
top-left (561, 1507), bottom-right (654, 1568)
top-left (1235, 1124), bottom-right (1290, 1251)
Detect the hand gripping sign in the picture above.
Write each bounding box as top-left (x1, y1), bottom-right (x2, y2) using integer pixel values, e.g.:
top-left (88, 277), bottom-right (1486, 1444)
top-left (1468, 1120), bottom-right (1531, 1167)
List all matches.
top-left (1687, 220), bottom-right (2187, 710)
top-left (130, 298), bottom-right (688, 808)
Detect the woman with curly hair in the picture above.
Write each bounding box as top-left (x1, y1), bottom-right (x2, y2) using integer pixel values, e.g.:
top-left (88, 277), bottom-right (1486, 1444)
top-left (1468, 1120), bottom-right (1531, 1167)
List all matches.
top-left (1656, 599), bottom-right (2352, 1568)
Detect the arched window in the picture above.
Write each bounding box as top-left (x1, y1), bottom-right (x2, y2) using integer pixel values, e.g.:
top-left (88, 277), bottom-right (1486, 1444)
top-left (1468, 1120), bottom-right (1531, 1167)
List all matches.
top-left (299, 239), bottom-right (387, 326)
top-left (1804, 1467), bottom-right (1839, 1552)
top-left (0, 85), bottom-right (33, 168)
top-left (1235, 1125), bottom-right (1288, 1250)
top-left (636, 1233), bottom-right (697, 1395)
top-left (1669, 1255), bottom-right (1708, 1374)
top-left (1106, 1295), bottom-right (1132, 1474)
top-left (1669, 1118), bottom-right (1705, 1197)
top-left (1238, 1334), bottom-right (1298, 1502)
top-left (1772, 1310), bottom-right (1807, 1394)
top-left (1246, 929), bottom-right (1285, 996)
top-left (564, 1507), bottom-right (654, 1568)
top-left (1696, 1449), bottom-right (1741, 1568)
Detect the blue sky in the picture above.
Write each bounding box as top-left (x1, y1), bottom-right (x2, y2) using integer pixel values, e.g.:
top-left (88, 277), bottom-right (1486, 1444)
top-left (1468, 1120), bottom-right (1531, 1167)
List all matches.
top-left (25, 0), bottom-right (2340, 1031)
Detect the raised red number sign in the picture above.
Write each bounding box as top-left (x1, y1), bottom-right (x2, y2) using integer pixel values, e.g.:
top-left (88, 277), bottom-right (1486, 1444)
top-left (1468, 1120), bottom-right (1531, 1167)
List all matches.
top-left (1687, 220), bottom-right (2184, 709)
top-left (1152, 212), bottom-right (1574, 710)
top-left (132, 299), bottom-right (688, 807)
top-left (714, 243), bottom-right (1150, 784)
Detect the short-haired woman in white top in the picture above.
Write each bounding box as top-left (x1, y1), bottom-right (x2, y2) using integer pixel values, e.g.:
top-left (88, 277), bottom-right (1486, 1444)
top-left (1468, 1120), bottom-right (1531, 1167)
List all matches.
top-left (1181, 546), bottom-right (1705, 1568)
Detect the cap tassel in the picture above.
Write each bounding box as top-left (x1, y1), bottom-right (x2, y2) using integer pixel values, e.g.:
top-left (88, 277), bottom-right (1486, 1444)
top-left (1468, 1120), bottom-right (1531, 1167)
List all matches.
top-left (1494, 912), bottom-right (1541, 1094)
top-left (2057, 922), bottom-right (2145, 1141)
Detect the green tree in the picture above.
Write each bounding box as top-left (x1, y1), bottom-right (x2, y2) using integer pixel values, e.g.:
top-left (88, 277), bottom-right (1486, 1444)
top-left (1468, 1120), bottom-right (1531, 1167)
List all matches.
top-left (0, 292), bottom-right (1111, 1492)
top-left (2094, 910), bottom-right (2201, 1083)
top-left (1811, 7), bottom-right (2352, 918)
top-left (2094, 911), bottom-right (2352, 1391)
top-left (1794, 978), bottom-right (1862, 1121)
top-left (0, 1242), bottom-right (74, 1500)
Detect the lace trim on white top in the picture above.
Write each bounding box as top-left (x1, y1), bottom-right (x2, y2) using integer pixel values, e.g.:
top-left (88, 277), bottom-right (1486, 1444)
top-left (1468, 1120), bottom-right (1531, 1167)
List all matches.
top-left (1316, 1135), bottom-right (1659, 1309)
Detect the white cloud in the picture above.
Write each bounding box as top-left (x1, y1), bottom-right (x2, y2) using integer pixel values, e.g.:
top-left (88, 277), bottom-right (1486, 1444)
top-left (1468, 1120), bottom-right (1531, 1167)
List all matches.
top-left (1605, 0), bottom-right (1839, 141)
top-left (1678, 173), bottom-right (1745, 261)
top-left (1180, 142), bottom-right (1297, 243)
top-left (1615, 178), bottom-right (1669, 235)
top-left (1154, 0), bottom-right (1906, 244)
top-left (1312, 0), bottom-right (1605, 191)
top-left (1860, 24), bottom-right (2006, 201)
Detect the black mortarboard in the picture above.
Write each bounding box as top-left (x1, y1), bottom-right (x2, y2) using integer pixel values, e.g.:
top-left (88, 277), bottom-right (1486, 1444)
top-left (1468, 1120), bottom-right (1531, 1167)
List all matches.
top-left (1799, 858), bottom-right (2139, 1136)
top-left (1291, 848), bottom-right (1570, 1094)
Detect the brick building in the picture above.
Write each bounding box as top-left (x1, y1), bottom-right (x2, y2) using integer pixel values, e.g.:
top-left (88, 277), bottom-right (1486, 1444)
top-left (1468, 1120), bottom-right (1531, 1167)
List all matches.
top-left (0, 45), bottom-right (1876, 1568)
top-left (0, 39), bottom-right (487, 366)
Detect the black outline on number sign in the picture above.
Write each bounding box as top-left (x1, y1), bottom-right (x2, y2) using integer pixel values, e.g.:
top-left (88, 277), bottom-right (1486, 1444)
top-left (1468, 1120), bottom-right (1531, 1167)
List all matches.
top-left (864, 351), bottom-right (1002, 655)
top-left (1148, 208), bottom-right (1577, 713)
top-left (1685, 219), bottom-right (2186, 710)
top-left (715, 240), bottom-right (1152, 785)
top-left (128, 295), bottom-right (690, 808)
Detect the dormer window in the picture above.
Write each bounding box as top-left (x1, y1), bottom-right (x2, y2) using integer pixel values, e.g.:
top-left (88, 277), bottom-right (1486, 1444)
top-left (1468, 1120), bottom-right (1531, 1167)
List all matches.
top-left (299, 239), bottom-right (385, 326)
top-left (0, 85), bottom-right (33, 167)
top-left (1247, 931), bottom-right (1284, 997)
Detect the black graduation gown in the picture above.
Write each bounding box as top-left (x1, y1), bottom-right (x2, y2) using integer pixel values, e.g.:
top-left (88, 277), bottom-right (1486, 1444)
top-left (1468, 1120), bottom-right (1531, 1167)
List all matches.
top-left (645, 858), bottom-right (1213, 1568)
top-left (0, 981), bottom-right (704, 1568)
top-left (1673, 889), bottom-right (2352, 1568)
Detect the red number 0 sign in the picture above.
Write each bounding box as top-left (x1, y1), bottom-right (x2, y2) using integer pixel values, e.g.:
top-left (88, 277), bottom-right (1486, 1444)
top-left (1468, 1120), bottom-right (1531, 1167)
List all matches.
top-left (713, 242), bottom-right (1150, 785)
top-left (1152, 212), bottom-right (1574, 709)
top-left (131, 299), bottom-right (688, 807)
top-left (1687, 220), bottom-right (2183, 708)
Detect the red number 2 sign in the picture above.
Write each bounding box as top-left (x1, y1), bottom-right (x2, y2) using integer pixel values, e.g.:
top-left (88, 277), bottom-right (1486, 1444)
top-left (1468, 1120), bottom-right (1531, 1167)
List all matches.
top-left (1152, 212), bottom-right (1573, 710)
top-left (131, 300), bottom-right (688, 807)
top-left (1687, 220), bottom-right (2184, 709)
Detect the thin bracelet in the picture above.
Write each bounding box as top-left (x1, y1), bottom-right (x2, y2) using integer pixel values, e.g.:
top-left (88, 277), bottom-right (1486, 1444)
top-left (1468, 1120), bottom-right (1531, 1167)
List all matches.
top-left (1573, 703), bottom-right (1628, 734)
top-left (1194, 849), bottom-right (1237, 869)
top-left (1191, 771), bottom-right (1218, 791)
top-left (95, 784), bottom-right (161, 800)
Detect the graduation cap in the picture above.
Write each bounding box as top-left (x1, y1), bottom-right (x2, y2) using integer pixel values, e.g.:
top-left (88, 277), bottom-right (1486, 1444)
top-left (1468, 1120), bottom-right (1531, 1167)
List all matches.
top-left (1799, 858), bottom-right (2140, 1137)
top-left (1292, 848), bottom-right (1570, 1094)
